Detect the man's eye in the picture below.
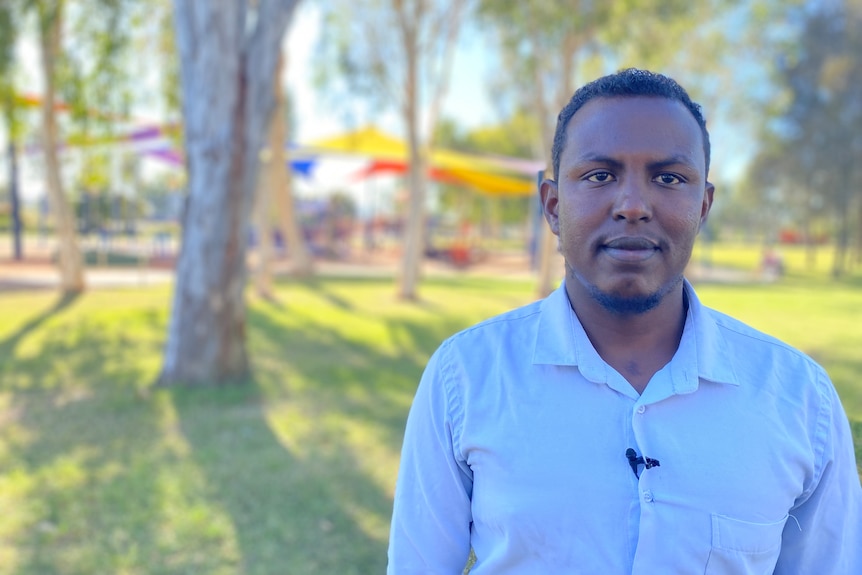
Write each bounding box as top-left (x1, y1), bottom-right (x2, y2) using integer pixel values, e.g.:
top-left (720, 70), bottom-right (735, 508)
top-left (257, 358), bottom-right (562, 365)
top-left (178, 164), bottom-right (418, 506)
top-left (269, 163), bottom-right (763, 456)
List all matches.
top-left (586, 171), bottom-right (614, 183)
top-left (654, 173), bottom-right (682, 185)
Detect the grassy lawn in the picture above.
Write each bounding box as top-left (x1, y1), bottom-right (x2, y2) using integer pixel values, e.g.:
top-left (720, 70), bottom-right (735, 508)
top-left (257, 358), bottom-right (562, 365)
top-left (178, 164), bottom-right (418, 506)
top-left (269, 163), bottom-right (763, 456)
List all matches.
top-left (0, 250), bottom-right (859, 574)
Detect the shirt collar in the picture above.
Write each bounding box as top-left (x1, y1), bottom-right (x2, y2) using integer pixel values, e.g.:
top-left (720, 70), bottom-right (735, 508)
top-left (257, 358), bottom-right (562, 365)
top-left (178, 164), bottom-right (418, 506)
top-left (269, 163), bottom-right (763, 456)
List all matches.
top-left (682, 280), bottom-right (739, 387)
top-left (531, 280), bottom-right (739, 388)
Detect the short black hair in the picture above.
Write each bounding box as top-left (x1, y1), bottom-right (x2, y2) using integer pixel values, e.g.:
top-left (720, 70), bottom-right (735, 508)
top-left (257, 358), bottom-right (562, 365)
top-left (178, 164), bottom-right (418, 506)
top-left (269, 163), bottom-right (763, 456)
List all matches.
top-left (551, 68), bottom-right (711, 181)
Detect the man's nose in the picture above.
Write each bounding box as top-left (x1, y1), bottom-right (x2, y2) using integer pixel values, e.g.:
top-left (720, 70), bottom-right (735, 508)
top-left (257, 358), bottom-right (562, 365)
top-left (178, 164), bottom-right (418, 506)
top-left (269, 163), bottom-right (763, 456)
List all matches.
top-left (612, 178), bottom-right (652, 222)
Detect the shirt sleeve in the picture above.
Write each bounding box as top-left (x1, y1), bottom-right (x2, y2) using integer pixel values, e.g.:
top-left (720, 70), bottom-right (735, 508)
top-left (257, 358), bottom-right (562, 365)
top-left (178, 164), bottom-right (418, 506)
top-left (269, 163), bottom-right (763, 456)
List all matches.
top-left (774, 370), bottom-right (862, 574)
top-left (387, 341), bottom-right (474, 574)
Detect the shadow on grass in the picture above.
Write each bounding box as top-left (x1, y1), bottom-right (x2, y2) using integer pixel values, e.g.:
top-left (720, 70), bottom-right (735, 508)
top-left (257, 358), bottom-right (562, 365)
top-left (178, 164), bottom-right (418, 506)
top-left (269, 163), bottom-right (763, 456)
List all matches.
top-left (0, 292), bottom-right (80, 360)
top-left (169, 381), bottom-right (391, 575)
top-left (247, 299), bottom-right (458, 451)
top-left (222, 297), bottom-right (474, 573)
top-left (0, 305), bottom-right (181, 574)
top-left (1, 295), bottom-right (394, 573)
top-left (0, 276), bottom-right (531, 574)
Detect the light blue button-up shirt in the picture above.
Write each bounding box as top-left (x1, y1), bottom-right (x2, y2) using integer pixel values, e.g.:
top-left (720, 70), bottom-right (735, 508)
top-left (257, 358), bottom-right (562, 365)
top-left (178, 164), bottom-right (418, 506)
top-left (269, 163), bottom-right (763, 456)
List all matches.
top-left (388, 281), bottom-right (862, 574)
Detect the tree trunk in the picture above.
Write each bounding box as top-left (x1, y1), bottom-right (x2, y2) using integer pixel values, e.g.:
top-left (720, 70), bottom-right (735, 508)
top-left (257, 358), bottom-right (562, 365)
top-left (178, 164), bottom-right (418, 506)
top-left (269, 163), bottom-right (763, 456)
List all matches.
top-left (855, 193), bottom-right (862, 266)
top-left (160, 0), bottom-right (297, 386)
top-left (534, 31), bottom-right (578, 297)
top-left (38, 2), bottom-right (85, 293)
top-left (252, 164), bottom-right (275, 298)
top-left (8, 141), bottom-right (22, 260)
top-left (533, 60), bottom-right (557, 296)
top-left (396, 13), bottom-right (424, 300)
top-left (805, 238), bottom-right (818, 270)
top-left (801, 207), bottom-right (817, 270)
top-left (393, 0), bottom-right (463, 300)
top-left (253, 53), bottom-right (313, 296)
top-left (273, 56), bottom-right (313, 277)
top-left (397, 104), bottom-right (426, 300)
top-left (831, 204), bottom-right (849, 278)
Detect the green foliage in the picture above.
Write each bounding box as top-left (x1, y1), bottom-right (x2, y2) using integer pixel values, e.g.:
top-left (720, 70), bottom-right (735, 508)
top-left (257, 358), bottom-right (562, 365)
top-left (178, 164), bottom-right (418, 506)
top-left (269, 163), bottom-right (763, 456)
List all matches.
top-left (476, 0), bottom-right (607, 142)
top-left (433, 113), bottom-right (537, 228)
top-left (57, 0), bottom-right (141, 133)
top-left (435, 109), bottom-right (539, 159)
top-left (151, 0), bottom-right (180, 122)
top-left (0, 0), bottom-right (23, 139)
top-left (743, 1), bottom-right (862, 263)
top-left (475, 0), bottom-right (747, 181)
top-left (314, 0), bottom-right (467, 126)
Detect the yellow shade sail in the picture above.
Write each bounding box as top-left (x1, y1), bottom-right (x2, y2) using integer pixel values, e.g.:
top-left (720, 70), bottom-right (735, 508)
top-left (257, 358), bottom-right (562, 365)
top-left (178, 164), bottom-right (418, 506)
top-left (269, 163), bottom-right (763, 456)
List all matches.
top-left (301, 126), bottom-right (541, 197)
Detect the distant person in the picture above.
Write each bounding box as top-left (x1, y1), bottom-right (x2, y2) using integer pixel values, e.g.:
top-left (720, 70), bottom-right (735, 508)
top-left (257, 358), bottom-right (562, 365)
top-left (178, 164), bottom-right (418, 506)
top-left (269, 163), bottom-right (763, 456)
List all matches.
top-left (762, 246), bottom-right (785, 281)
top-left (387, 69), bottom-right (862, 574)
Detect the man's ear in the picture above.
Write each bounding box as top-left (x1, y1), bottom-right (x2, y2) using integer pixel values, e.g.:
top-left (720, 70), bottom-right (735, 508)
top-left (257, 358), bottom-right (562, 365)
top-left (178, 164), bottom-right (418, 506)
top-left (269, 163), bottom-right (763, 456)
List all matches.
top-left (698, 181), bottom-right (715, 230)
top-left (540, 179), bottom-right (560, 236)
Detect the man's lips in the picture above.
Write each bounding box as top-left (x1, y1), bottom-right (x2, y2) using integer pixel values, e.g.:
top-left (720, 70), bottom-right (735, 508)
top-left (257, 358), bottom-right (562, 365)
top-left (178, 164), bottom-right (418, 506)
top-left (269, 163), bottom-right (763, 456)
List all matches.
top-left (601, 237), bottom-right (660, 262)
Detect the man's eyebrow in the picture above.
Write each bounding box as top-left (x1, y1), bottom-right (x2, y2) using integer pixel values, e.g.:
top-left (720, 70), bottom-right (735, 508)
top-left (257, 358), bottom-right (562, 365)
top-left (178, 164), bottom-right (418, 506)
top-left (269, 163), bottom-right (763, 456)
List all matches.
top-left (647, 155), bottom-right (699, 171)
top-left (571, 154), bottom-right (624, 169)
top-left (568, 154), bottom-right (700, 172)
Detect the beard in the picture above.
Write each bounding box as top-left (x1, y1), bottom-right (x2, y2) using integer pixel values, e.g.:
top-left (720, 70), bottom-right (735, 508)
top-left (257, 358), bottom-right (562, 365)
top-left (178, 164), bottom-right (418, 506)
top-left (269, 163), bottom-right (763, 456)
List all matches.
top-left (569, 266), bottom-right (684, 316)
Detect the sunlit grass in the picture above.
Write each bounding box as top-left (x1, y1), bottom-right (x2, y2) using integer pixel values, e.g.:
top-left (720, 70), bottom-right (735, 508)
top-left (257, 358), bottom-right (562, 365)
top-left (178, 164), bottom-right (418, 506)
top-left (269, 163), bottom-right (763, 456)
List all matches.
top-left (0, 256), bottom-right (859, 573)
top-left (692, 238), bottom-right (855, 277)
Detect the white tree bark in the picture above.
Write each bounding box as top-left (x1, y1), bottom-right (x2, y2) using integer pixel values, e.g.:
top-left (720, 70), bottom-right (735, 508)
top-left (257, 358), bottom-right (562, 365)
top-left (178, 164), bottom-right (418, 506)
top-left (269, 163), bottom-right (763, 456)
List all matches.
top-left (160, 0), bottom-right (298, 386)
top-left (534, 31), bottom-right (578, 298)
top-left (272, 55), bottom-right (313, 277)
top-left (394, 0), bottom-right (464, 300)
top-left (396, 5), bottom-right (425, 300)
top-left (253, 53), bottom-right (314, 297)
top-left (252, 159), bottom-right (275, 298)
top-left (38, 2), bottom-right (85, 294)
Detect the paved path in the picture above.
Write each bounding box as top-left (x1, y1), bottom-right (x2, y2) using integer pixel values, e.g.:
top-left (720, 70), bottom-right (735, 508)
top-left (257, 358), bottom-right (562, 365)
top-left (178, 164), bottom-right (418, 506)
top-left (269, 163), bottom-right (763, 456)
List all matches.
top-left (0, 249), bottom-right (550, 293)
top-left (0, 262), bottom-right (175, 292)
top-left (0, 250), bottom-right (758, 294)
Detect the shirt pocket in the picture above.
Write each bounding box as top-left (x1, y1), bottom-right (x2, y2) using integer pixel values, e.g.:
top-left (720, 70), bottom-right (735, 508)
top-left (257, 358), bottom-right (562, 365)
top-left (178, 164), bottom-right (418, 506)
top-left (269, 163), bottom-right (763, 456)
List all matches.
top-left (704, 513), bottom-right (787, 575)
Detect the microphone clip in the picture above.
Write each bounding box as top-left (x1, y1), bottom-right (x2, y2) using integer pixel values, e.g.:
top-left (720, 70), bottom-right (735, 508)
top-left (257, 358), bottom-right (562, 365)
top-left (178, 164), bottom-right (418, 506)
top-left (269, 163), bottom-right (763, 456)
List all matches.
top-left (626, 448), bottom-right (660, 479)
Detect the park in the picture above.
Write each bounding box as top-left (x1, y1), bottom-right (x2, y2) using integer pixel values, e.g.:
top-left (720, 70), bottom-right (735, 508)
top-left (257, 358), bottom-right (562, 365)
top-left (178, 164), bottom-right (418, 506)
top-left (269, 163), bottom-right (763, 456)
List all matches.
top-left (0, 241), bottom-right (860, 572)
top-left (1, 0), bottom-right (861, 574)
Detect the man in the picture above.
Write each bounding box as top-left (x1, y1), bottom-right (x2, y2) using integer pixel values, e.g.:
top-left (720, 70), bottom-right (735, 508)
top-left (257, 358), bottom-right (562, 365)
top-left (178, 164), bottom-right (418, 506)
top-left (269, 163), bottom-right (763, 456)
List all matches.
top-left (387, 69), bottom-right (862, 574)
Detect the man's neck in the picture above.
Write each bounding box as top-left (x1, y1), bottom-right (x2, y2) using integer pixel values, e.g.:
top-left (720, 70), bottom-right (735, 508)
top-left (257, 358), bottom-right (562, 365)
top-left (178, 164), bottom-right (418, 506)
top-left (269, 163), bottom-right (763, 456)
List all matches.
top-left (566, 283), bottom-right (688, 394)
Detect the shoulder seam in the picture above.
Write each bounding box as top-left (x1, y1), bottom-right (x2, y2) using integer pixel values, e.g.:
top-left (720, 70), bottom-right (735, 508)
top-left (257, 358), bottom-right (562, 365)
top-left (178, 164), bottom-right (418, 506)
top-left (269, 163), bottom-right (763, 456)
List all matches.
top-left (438, 338), bottom-right (466, 463)
top-left (448, 305), bottom-right (543, 341)
top-left (711, 311), bottom-right (820, 367)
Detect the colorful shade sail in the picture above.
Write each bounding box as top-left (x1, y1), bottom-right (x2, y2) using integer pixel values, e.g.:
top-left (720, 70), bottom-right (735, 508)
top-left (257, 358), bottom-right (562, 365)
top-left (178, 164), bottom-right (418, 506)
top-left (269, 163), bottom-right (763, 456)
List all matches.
top-left (301, 126), bottom-right (543, 197)
top-left (16, 95), bottom-right (543, 195)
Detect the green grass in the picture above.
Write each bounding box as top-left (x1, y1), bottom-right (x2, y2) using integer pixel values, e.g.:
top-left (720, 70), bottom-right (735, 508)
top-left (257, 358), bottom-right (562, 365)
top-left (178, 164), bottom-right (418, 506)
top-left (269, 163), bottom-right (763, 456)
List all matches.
top-left (0, 252), bottom-right (859, 574)
top-left (0, 275), bottom-right (535, 574)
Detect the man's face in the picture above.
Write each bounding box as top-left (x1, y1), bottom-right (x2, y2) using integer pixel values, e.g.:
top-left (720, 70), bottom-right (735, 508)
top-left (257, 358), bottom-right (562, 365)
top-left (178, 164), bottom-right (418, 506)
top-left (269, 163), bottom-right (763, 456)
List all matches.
top-left (541, 96), bottom-right (713, 315)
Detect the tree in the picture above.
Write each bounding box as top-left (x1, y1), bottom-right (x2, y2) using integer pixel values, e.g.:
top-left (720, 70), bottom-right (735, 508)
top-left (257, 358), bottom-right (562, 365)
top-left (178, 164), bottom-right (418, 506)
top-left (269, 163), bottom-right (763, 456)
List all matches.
top-left (748, 0), bottom-right (862, 275)
top-left (35, 1), bottom-right (85, 292)
top-left (478, 0), bottom-right (740, 295)
top-left (2, 0), bottom-right (142, 291)
top-left (253, 53), bottom-right (313, 299)
top-left (477, 0), bottom-right (603, 296)
top-left (318, 0), bottom-right (467, 300)
top-left (159, 0), bottom-right (300, 386)
top-left (0, 2), bottom-right (22, 260)
top-left (433, 113), bottom-right (538, 249)
top-left (274, 79), bottom-right (314, 277)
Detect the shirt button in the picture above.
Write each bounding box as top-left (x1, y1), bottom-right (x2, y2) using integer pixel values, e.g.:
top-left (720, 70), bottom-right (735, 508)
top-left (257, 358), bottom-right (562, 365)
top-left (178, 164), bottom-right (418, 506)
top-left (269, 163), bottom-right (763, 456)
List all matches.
top-left (637, 405), bottom-right (646, 414)
top-left (643, 490), bottom-right (654, 503)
